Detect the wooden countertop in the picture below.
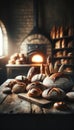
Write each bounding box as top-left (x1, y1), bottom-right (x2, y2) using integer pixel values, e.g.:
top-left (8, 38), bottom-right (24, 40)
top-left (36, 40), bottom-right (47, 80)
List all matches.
top-left (0, 79), bottom-right (74, 114)
top-left (6, 64), bottom-right (42, 67)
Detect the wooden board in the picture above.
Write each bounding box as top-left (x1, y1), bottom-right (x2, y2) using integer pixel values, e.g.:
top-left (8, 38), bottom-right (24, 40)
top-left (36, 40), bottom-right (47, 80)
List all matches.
top-left (18, 93), bottom-right (52, 107)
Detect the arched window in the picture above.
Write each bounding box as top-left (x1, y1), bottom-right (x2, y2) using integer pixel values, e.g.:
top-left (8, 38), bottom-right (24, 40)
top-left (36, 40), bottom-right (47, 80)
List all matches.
top-left (0, 20), bottom-right (8, 57)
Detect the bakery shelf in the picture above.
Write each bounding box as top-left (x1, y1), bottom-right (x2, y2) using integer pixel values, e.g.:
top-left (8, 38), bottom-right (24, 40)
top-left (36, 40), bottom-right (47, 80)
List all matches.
top-left (51, 35), bottom-right (74, 42)
top-left (58, 64), bottom-right (74, 67)
top-left (53, 56), bottom-right (74, 59)
top-left (6, 64), bottom-right (41, 67)
top-left (53, 47), bottom-right (74, 51)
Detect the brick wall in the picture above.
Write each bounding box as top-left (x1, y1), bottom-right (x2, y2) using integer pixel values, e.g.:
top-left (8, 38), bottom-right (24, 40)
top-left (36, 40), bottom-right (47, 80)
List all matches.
top-left (0, 0), bottom-right (74, 56)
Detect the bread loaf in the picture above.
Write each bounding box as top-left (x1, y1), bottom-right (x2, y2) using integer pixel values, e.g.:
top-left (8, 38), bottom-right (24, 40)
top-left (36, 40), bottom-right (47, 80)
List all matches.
top-left (31, 73), bottom-right (46, 82)
top-left (27, 87), bottom-right (42, 97)
top-left (40, 64), bottom-right (45, 74)
top-left (26, 81), bottom-right (46, 92)
top-left (42, 87), bottom-right (65, 100)
top-left (66, 92), bottom-right (74, 101)
top-left (43, 72), bottom-right (73, 92)
top-left (5, 79), bottom-right (17, 89)
top-left (55, 40), bottom-right (60, 49)
top-left (15, 75), bottom-right (29, 85)
top-left (61, 39), bottom-right (65, 48)
top-left (53, 101), bottom-right (70, 111)
top-left (54, 61), bottom-right (60, 73)
top-left (12, 82), bottom-right (26, 93)
top-left (27, 66), bottom-right (40, 80)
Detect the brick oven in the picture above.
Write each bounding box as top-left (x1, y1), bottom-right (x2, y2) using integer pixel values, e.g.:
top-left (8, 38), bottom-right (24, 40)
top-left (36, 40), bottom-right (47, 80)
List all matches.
top-left (20, 34), bottom-right (51, 64)
top-left (20, 0), bottom-right (51, 64)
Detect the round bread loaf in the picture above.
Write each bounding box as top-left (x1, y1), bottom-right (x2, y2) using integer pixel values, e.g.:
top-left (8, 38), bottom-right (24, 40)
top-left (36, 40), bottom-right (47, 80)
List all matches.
top-left (12, 82), bottom-right (26, 93)
top-left (5, 79), bottom-right (17, 89)
top-left (27, 87), bottom-right (42, 97)
top-left (42, 87), bottom-right (66, 100)
top-left (15, 75), bottom-right (29, 85)
top-left (26, 81), bottom-right (46, 92)
top-left (66, 92), bottom-right (74, 101)
top-left (53, 101), bottom-right (70, 111)
top-left (43, 73), bottom-right (73, 92)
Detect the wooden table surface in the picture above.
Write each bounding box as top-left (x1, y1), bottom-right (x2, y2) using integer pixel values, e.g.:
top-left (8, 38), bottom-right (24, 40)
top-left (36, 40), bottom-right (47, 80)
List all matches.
top-left (0, 79), bottom-right (74, 114)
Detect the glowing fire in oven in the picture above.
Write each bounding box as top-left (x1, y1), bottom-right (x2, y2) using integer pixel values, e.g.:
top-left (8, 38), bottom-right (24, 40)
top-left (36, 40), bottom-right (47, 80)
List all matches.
top-left (28, 51), bottom-right (46, 64)
top-left (31, 54), bottom-right (43, 63)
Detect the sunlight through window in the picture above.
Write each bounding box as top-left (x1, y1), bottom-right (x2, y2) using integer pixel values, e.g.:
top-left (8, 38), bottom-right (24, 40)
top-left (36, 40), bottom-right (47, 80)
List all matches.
top-left (0, 20), bottom-right (8, 57)
top-left (0, 27), bottom-right (3, 56)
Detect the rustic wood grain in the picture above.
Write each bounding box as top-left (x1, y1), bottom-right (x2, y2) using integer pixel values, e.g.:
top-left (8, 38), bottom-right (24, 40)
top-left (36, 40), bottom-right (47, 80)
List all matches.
top-left (18, 93), bottom-right (51, 106)
top-left (0, 79), bottom-right (74, 114)
top-left (31, 104), bottom-right (43, 113)
top-left (0, 79), bottom-right (11, 104)
top-left (0, 93), bottom-right (31, 113)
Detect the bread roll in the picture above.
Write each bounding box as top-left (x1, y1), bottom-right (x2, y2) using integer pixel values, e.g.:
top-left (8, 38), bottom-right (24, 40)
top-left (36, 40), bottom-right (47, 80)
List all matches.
top-left (5, 79), bottom-right (17, 89)
top-left (63, 50), bottom-right (67, 56)
top-left (55, 51), bottom-right (62, 57)
top-left (15, 75), bottom-right (29, 85)
top-left (42, 87), bottom-right (65, 100)
top-left (61, 59), bottom-right (65, 64)
top-left (8, 59), bottom-right (15, 64)
top-left (27, 87), bottom-right (42, 97)
top-left (53, 101), bottom-right (70, 111)
top-left (67, 52), bottom-right (73, 57)
top-left (12, 82), bottom-right (26, 93)
top-left (15, 59), bottom-right (21, 64)
top-left (63, 60), bottom-right (69, 64)
top-left (26, 81), bottom-right (46, 92)
top-left (19, 53), bottom-right (25, 58)
top-left (55, 40), bottom-right (60, 49)
top-left (64, 67), bottom-right (73, 72)
top-left (66, 92), bottom-right (74, 101)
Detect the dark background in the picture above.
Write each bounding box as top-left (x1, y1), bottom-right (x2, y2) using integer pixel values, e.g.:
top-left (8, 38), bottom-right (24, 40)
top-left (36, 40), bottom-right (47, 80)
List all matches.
top-left (0, 0), bottom-right (74, 129)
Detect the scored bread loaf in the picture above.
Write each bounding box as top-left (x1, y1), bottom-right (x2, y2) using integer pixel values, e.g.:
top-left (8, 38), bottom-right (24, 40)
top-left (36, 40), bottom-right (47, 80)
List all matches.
top-left (42, 87), bottom-right (66, 100)
top-left (15, 75), bottom-right (30, 85)
top-left (31, 73), bottom-right (46, 82)
top-left (43, 72), bottom-right (74, 92)
top-left (27, 87), bottom-right (42, 97)
top-left (27, 66), bottom-right (40, 80)
top-left (26, 81), bottom-right (46, 92)
top-left (12, 82), bottom-right (26, 93)
top-left (26, 81), bottom-right (46, 98)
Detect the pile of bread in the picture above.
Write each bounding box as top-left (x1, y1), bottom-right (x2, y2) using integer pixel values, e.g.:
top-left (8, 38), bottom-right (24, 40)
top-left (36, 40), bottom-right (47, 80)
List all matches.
top-left (8, 53), bottom-right (27, 64)
top-left (4, 65), bottom-right (74, 100)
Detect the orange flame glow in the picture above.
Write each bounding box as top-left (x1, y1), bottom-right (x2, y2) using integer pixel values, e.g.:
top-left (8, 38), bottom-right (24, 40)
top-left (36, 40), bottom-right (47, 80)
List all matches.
top-left (31, 54), bottom-right (43, 63)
